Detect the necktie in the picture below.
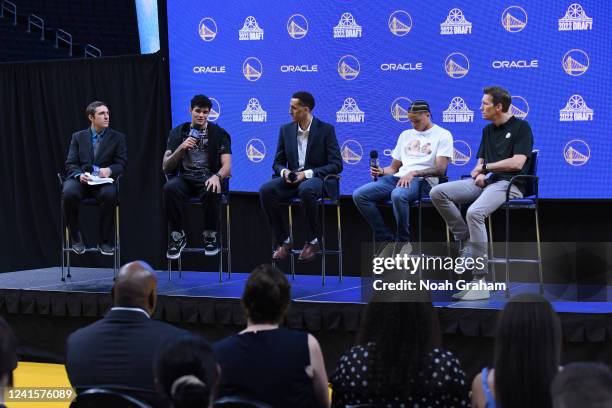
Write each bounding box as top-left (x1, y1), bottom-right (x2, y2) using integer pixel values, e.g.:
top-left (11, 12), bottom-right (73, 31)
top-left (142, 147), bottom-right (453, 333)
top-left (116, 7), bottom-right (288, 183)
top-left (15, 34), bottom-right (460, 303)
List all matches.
top-left (93, 135), bottom-right (101, 158)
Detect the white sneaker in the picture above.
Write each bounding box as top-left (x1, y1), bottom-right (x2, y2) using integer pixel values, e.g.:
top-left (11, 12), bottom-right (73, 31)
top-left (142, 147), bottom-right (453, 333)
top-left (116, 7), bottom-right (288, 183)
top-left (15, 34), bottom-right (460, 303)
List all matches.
top-left (398, 242), bottom-right (412, 256)
top-left (452, 277), bottom-right (491, 301)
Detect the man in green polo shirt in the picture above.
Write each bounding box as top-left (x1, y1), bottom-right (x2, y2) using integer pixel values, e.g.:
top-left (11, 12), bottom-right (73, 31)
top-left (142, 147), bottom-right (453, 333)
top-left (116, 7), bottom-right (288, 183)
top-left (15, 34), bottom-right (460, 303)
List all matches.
top-left (430, 86), bottom-right (533, 300)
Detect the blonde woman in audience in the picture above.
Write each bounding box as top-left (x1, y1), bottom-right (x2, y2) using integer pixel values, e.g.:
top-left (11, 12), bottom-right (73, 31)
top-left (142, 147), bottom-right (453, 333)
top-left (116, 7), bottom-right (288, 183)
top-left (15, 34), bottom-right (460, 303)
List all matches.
top-left (214, 264), bottom-right (329, 408)
top-left (471, 293), bottom-right (562, 408)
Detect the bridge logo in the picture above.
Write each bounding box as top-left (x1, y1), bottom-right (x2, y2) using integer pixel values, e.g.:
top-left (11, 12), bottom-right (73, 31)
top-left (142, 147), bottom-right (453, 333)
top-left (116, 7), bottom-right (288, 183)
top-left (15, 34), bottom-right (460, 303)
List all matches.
top-left (388, 10), bottom-right (413, 36)
top-left (562, 49), bottom-right (589, 76)
top-left (208, 98), bottom-right (220, 122)
top-left (198, 17), bottom-right (218, 41)
top-left (445, 52), bottom-right (469, 78)
top-left (243, 57), bottom-right (263, 81)
top-left (510, 96), bottom-right (529, 119)
top-left (564, 139), bottom-right (590, 166)
top-left (337, 55), bottom-right (360, 80)
top-left (287, 14), bottom-right (308, 39)
top-left (390, 97), bottom-right (413, 123)
top-left (452, 140), bottom-right (472, 166)
top-left (246, 138), bottom-right (266, 163)
top-left (341, 140), bottom-right (363, 164)
top-left (501, 6), bottom-right (527, 33)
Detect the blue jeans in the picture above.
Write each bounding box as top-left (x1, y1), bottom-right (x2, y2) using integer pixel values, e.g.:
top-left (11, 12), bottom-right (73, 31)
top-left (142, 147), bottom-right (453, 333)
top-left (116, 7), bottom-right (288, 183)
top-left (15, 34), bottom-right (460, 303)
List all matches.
top-left (352, 175), bottom-right (430, 242)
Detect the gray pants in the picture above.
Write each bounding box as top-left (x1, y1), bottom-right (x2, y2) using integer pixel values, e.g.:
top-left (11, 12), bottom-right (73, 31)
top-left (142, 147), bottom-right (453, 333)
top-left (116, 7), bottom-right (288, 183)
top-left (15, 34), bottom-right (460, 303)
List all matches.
top-left (430, 179), bottom-right (522, 272)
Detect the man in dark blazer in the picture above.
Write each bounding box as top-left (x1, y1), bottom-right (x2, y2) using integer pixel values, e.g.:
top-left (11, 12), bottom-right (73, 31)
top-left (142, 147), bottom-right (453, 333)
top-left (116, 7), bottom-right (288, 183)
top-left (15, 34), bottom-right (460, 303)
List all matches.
top-left (259, 91), bottom-right (342, 262)
top-left (63, 101), bottom-right (127, 255)
top-left (65, 261), bottom-right (192, 408)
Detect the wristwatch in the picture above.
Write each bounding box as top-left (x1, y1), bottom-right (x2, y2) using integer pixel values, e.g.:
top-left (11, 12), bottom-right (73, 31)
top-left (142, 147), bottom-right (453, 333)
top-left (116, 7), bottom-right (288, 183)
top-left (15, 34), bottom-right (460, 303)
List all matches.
top-left (215, 172), bottom-right (223, 180)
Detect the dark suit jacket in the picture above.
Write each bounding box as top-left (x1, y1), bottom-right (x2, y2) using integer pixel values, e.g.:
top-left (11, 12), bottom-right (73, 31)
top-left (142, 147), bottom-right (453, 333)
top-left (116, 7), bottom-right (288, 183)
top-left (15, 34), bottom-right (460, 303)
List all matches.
top-left (65, 309), bottom-right (190, 407)
top-left (272, 117), bottom-right (342, 178)
top-left (65, 128), bottom-right (127, 179)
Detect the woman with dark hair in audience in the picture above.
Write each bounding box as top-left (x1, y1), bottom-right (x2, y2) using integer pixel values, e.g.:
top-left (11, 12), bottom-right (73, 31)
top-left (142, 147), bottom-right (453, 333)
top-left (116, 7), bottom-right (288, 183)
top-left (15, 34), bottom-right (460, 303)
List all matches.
top-left (330, 290), bottom-right (469, 407)
top-left (0, 317), bottom-right (18, 408)
top-left (471, 293), bottom-right (562, 408)
top-left (214, 264), bottom-right (329, 408)
top-left (154, 334), bottom-right (219, 408)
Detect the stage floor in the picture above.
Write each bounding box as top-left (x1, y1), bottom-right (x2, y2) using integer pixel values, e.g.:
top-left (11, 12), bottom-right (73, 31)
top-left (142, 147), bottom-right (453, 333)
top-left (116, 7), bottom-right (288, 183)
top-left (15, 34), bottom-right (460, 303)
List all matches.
top-left (1, 267), bottom-right (610, 314)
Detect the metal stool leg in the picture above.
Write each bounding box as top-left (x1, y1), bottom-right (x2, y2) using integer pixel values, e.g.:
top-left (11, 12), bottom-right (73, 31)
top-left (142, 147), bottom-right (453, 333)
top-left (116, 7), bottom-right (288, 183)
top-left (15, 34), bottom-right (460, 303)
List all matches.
top-left (535, 204), bottom-right (543, 294)
top-left (289, 204), bottom-right (295, 280)
top-left (505, 205), bottom-right (511, 298)
top-left (218, 199), bottom-right (223, 283)
top-left (113, 206), bottom-right (120, 279)
top-left (321, 201), bottom-right (326, 286)
top-left (66, 227), bottom-right (72, 279)
top-left (179, 256), bottom-right (182, 279)
top-left (337, 203), bottom-right (343, 282)
top-left (226, 202), bottom-right (231, 279)
top-left (488, 216), bottom-right (496, 284)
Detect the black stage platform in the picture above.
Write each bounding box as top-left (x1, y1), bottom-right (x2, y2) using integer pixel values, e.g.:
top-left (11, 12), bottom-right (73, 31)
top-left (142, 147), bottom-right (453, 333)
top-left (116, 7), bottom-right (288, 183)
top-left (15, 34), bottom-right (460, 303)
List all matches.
top-left (1, 267), bottom-right (611, 378)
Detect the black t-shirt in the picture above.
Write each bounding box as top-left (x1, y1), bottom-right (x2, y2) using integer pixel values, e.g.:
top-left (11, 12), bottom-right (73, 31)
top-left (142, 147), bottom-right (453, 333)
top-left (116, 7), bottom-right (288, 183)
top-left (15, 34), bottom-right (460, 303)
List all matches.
top-left (477, 116), bottom-right (533, 192)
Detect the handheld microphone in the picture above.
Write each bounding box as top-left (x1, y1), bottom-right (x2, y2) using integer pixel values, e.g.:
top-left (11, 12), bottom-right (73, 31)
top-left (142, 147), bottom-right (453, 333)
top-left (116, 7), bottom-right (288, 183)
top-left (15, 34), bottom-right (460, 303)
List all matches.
top-left (369, 150), bottom-right (379, 181)
top-left (83, 164), bottom-right (94, 174)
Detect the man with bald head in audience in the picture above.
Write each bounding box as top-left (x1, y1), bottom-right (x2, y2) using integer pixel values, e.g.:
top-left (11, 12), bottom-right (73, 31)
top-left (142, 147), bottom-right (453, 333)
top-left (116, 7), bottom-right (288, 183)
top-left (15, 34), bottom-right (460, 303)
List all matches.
top-left (65, 261), bottom-right (191, 407)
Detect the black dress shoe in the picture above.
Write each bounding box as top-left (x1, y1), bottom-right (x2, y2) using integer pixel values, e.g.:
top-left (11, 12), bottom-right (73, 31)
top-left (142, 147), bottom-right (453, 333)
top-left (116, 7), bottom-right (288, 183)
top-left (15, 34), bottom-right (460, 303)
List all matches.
top-left (71, 233), bottom-right (85, 255)
top-left (98, 243), bottom-right (114, 256)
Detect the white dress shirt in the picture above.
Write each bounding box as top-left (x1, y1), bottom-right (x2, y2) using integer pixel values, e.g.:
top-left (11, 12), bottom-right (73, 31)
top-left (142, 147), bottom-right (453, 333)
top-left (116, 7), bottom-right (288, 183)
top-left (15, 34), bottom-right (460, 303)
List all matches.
top-left (282, 118), bottom-right (314, 179)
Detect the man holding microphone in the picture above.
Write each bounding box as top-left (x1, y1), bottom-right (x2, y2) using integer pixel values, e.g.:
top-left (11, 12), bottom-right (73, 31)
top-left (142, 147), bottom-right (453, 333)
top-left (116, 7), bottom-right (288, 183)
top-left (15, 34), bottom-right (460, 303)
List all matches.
top-left (352, 100), bottom-right (453, 252)
top-left (162, 94), bottom-right (232, 259)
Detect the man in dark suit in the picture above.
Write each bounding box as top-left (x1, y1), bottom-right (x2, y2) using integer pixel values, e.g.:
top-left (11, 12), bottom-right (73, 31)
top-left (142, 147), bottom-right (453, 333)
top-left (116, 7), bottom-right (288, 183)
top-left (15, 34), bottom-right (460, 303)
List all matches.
top-left (62, 101), bottom-right (127, 255)
top-left (259, 91), bottom-right (342, 263)
top-left (65, 261), bottom-right (191, 408)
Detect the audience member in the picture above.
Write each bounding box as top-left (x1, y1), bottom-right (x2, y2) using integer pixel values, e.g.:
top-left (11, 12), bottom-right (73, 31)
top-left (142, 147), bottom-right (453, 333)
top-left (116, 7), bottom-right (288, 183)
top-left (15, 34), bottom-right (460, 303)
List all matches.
top-left (155, 334), bottom-right (219, 408)
top-left (330, 290), bottom-right (469, 407)
top-left (0, 317), bottom-right (17, 408)
top-left (214, 264), bottom-right (329, 408)
top-left (551, 362), bottom-right (612, 408)
top-left (66, 261), bottom-right (191, 407)
top-left (471, 293), bottom-right (562, 408)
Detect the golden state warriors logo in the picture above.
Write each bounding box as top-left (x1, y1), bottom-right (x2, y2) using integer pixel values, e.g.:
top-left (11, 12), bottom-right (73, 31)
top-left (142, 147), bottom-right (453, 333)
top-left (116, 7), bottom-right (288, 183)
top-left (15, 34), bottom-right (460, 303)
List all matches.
top-left (340, 140), bottom-right (363, 164)
top-left (559, 95), bottom-right (593, 121)
top-left (198, 17), bottom-right (217, 41)
top-left (559, 3), bottom-right (592, 31)
top-left (441, 8), bottom-right (472, 35)
top-left (246, 138), bottom-right (266, 163)
top-left (208, 98), bottom-right (220, 122)
top-left (443, 97), bottom-right (474, 122)
top-left (452, 140), bottom-right (472, 166)
top-left (336, 98), bottom-right (365, 123)
top-left (287, 14), bottom-right (308, 39)
top-left (388, 10), bottom-right (412, 36)
top-left (242, 98), bottom-right (267, 122)
top-left (390, 97), bottom-right (412, 122)
top-left (510, 96), bottom-right (529, 119)
top-left (243, 57), bottom-right (263, 81)
top-left (337, 55), bottom-right (360, 80)
top-left (239, 16), bottom-right (264, 40)
top-left (563, 139), bottom-right (590, 166)
top-left (501, 6), bottom-right (527, 33)
top-left (445, 53), bottom-right (469, 78)
top-left (334, 13), bottom-right (362, 38)
top-left (562, 49), bottom-right (589, 76)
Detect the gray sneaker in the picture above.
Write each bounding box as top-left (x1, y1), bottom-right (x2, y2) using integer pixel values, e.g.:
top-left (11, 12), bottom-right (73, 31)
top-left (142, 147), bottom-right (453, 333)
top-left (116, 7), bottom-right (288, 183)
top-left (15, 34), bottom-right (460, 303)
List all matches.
top-left (167, 230), bottom-right (186, 259)
top-left (452, 277), bottom-right (491, 301)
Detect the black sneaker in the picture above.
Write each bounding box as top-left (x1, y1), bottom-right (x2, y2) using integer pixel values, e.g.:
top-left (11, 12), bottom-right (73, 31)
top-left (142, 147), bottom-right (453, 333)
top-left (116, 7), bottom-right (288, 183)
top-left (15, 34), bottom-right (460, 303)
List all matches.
top-left (71, 232), bottom-right (85, 255)
top-left (167, 230), bottom-right (186, 260)
top-left (203, 233), bottom-right (220, 256)
top-left (99, 243), bottom-right (114, 256)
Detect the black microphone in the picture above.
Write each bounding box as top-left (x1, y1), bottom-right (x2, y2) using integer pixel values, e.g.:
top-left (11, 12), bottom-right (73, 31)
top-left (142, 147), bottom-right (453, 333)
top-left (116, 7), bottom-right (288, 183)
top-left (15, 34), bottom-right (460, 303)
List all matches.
top-left (83, 164), bottom-right (94, 174)
top-left (369, 150), bottom-right (379, 181)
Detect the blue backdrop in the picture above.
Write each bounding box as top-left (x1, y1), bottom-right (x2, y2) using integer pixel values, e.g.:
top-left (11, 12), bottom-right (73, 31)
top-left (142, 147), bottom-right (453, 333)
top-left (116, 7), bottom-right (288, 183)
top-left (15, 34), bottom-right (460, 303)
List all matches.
top-left (167, 1), bottom-right (611, 198)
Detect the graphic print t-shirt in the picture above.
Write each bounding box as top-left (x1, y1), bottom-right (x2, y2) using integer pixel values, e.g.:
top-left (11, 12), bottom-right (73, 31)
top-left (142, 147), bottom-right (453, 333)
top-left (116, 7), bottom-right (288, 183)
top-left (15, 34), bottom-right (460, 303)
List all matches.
top-left (391, 124), bottom-right (454, 184)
